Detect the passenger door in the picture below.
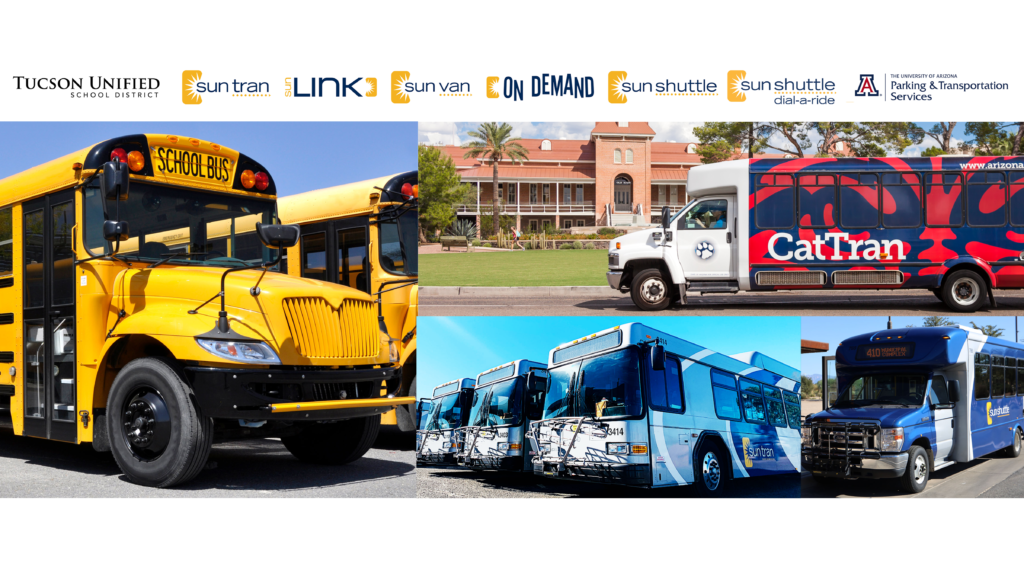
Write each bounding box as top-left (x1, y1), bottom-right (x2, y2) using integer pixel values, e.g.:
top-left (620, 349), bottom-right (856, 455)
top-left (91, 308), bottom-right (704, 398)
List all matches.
top-left (675, 197), bottom-right (736, 280)
top-left (930, 375), bottom-right (954, 463)
top-left (648, 355), bottom-right (692, 486)
top-left (22, 190), bottom-right (77, 442)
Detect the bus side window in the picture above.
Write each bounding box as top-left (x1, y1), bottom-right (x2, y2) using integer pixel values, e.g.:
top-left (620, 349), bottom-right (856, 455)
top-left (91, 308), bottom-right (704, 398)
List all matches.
top-left (650, 356), bottom-right (684, 413)
top-left (337, 227), bottom-right (368, 293)
top-left (0, 206), bottom-right (11, 276)
top-left (783, 391), bottom-right (801, 428)
top-left (763, 385), bottom-right (787, 427)
top-left (925, 173), bottom-right (963, 227)
top-left (992, 356), bottom-right (1005, 398)
top-left (798, 174), bottom-right (835, 228)
top-left (755, 174), bottom-right (795, 229)
top-left (882, 173), bottom-right (921, 228)
top-left (1017, 358), bottom-right (1024, 396)
top-left (1011, 172), bottom-right (1024, 226)
top-left (739, 378), bottom-right (766, 424)
top-left (967, 172), bottom-right (1006, 227)
top-left (711, 369), bottom-right (741, 421)
top-left (301, 232), bottom-right (327, 281)
top-left (975, 352), bottom-right (991, 399)
top-left (839, 173), bottom-right (879, 228)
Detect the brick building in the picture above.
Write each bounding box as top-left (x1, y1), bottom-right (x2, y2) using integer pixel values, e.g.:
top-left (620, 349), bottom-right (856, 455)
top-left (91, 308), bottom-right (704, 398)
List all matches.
top-left (440, 122), bottom-right (699, 231)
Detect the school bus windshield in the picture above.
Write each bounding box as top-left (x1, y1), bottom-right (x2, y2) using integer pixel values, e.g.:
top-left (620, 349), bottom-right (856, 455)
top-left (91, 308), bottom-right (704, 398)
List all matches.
top-left (82, 182), bottom-right (278, 268)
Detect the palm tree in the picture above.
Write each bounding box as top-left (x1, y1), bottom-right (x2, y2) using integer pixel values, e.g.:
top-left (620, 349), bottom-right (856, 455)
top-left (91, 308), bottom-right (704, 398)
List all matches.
top-left (462, 123), bottom-right (529, 235)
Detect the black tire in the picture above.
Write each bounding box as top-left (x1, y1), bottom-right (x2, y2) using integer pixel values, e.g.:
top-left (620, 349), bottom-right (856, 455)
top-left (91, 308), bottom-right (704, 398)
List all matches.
top-left (630, 268), bottom-right (672, 311)
top-left (692, 440), bottom-right (727, 497)
top-left (1004, 427), bottom-right (1022, 458)
top-left (395, 376), bottom-right (417, 433)
top-left (929, 287), bottom-right (943, 302)
top-left (941, 270), bottom-right (987, 312)
top-left (282, 415), bottom-right (381, 465)
top-left (811, 474), bottom-right (837, 485)
top-left (899, 445), bottom-right (930, 493)
top-left (107, 357), bottom-right (213, 488)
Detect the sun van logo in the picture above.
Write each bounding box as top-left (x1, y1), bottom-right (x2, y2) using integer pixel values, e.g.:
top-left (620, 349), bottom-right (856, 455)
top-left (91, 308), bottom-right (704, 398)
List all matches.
top-left (727, 70), bottom-right (747, 102)
top-left (608, 71), bottom-right (628, 104)
top-left (855, 74), bottom-right (880, 97)
top-left (391, 71), bottom-right (472, 103)
top-left (182, 70), bottom-right (202, 104)
top-left (391, 71), bottom-right (411, 103)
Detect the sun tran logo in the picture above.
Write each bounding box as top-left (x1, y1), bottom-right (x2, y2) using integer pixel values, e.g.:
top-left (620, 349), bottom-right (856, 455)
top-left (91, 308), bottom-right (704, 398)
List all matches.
top-left (855, 74), bottom-right (880, 96)
top-left (182, 70), bottom-right (270, 105)
top-left (742, 437), bottom-right (774, 467)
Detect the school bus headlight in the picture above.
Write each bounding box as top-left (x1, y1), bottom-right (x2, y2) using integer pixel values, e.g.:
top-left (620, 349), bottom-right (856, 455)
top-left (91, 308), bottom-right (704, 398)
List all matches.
top-left (127, 150), bottom-right (145, 172)
top-left (607, 442), bottom-right (629, 455)
top-left (196, 339), bottom-right (281, 364)
top-left (240, 170), bottom-right (256, 189)
top-left (631, 444), bottom-right (648, 454)
top-left (880, 427), bottom-right (904, 452)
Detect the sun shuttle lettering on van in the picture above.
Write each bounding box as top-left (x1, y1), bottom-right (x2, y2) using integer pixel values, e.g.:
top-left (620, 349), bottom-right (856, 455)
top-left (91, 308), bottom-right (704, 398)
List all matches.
top-left (767, 232), bottom-right (907, 262)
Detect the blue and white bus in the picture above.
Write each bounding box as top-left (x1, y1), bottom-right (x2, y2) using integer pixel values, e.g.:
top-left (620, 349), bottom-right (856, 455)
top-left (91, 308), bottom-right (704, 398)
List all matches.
top-left (528, 323), bottom-right (802, 495)
top-left (457, 359), bottom-right (547, 472)
top-left (804, 325), bottom-right (1024, 493)
top-left (414, 399), bottom-right (432, 452)
top-left (417, 379), bottom-right (475, 468)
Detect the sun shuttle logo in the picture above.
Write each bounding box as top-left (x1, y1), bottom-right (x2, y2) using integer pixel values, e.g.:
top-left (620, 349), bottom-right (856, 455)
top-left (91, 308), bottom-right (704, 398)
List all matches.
top-left (487, 76), bottom-right (500, 98)
top-left (391, 71), bottom-right (411, 104)
top-left (988, 402), bottom-right (1009, 425)
top-left (608, 71), bottom-right (628, 104)
top-left (182, 70), bottom-right (202, 104)
top-left (727, 70), bottom-right (747, 102)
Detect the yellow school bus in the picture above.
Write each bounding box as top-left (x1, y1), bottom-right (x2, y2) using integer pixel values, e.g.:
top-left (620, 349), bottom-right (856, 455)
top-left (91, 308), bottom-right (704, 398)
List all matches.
top-left (0, 134), bottom-right (413, 487)
top-left (278, 172), bottom-right (418, 431)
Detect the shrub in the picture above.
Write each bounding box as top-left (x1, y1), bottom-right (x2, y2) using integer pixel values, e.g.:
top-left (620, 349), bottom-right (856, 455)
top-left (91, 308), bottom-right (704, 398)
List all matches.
top-left (471, 239), bottom-right (481, 247)
top-left (559, 242), bottom-right (574, 250)
top-left (584, 242), bottom-right (596, 249)
top-left (572, 240), bottom-right (584, 249)
top-left (597, 227), bottom-right (618, 235)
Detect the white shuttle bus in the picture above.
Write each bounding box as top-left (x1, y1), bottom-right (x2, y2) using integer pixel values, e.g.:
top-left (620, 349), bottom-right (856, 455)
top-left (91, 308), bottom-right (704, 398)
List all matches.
top-left (457, 359), bottom-right (547, 472)
top-left (417, 378), bottom-right (475, 468)
top-left (528, 323), bottom-right (802, 495)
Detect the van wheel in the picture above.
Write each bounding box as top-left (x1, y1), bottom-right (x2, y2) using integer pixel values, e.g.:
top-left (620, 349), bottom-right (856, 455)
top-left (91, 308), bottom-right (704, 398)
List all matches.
top-left (693, 441), bottom-right (727, 497)
top-left (283, 415), bottom-right (381, 465)
top-left (941, 270), bottom-right (987, 312)
top-left (1005, 428), bottom-right (1022, 458)
top-left (929, 287), bottom-right (943, 301)
top-left (899, 445), bottom-right (929, 493)
top-left (631, 269), bottom-right (671, 311)
top-left (107, 357), bottom-right (213, 488)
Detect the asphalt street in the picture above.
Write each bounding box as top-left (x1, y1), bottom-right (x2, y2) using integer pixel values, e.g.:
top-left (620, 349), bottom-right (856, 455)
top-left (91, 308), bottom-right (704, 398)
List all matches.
top-left (801, 450), bottom-right (1024, 498)
top-left (420, 287), bottom-right (1024, 317)
top-left (0, 427), bottom-right (415, 497)
top-left (416, 467), bottom-right (799, 498)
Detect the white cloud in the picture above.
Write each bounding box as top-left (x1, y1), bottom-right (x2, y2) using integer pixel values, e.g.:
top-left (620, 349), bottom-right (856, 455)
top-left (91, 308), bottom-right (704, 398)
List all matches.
top-left (417, 122), bottom-right (460, 145)
top-left (649, 122), bottom-right (701, 143)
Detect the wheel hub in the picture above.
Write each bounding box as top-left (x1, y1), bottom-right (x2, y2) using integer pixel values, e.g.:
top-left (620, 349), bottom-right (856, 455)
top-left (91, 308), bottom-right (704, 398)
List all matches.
top-left (641, 278), bottom-right (666, 303)
top-left (913, 454), bottom-right (927, 483)
top-left (952, 279), bottom-right (979, 305)
top-left (121, 388), bottom-right (172, 461)
top-left (702, 452), bottom-right (721, 491)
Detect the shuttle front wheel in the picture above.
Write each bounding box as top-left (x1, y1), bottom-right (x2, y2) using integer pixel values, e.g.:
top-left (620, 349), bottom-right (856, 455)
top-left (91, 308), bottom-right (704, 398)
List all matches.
top-left (899, 445), bottom-right (929, 493)
top-left (630, 269), bottom-right (672, 311)
top-left (693, 442), bottom-right (726, 497)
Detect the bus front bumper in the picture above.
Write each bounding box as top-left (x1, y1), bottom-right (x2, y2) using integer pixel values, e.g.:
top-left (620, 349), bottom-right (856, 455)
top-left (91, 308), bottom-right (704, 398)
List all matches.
top-left (417, 452), bottom-right (462, 468)
top-left (463, 454), bottom-right (524, 472)
top-left (533, 458), bottom-right (649, 486)
top-left (803, 449), bottom-right (909, 479)
top-left (184, 365), bottom-right (411, 421)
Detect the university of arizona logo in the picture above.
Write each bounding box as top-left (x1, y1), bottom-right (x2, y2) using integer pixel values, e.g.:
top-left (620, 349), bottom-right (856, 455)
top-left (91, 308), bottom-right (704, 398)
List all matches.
top-left (695, 241), bottom-right (715, 260)
top-left (855, 74), bottom-right (879, 97)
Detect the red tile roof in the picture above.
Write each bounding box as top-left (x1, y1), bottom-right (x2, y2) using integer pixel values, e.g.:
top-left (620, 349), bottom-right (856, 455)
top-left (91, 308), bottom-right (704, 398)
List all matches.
top-left (651, 169), bottom-right (689, 181)
top-left (458, 165), bottom-right (596, 180)
top-left (591, 122), bottom-right (657, 136)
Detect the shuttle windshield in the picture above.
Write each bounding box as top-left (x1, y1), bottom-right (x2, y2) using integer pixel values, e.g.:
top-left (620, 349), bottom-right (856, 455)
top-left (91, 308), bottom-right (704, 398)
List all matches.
top-left (831, 372), bottom-right (928, 408)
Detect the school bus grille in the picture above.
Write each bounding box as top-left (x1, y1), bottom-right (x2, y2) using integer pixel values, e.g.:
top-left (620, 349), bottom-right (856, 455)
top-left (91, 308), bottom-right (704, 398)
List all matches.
top-left (832, 270), bottom-right (904, 285)
top-left (755, 271), bottom-right (826, 286)
top-left (281, 297), bottom-right (380, 360)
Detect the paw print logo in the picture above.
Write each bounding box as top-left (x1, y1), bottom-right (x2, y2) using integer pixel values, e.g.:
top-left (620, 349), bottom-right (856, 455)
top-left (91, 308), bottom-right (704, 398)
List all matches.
top-left (695, 241), bottom-right (715, 260)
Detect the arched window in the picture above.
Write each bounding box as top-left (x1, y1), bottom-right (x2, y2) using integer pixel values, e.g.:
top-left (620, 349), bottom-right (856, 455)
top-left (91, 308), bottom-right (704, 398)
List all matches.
top-left (541, 139), bottom-right (551, 151)
top-left (625, 149), bottom-right (633, 164)
top-left (687, 143), bottom-right (697, 154)
top-left (614, 149), bottom-right (622, 163)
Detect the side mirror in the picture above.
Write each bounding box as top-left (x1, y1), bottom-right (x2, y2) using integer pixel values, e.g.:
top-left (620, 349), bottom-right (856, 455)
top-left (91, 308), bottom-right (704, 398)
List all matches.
top-left (102, 220), bottom-right (129, 243)
top-left (255, 223), bottom-right (300, 249)
top-left (660, 205), bottom-right (671, 229)
top-left (948, 380), bottom-right (960, 403)
top-left (100, 161), bottom-right (130, 202)
top-left (650, 344), bottom-right (666, 371)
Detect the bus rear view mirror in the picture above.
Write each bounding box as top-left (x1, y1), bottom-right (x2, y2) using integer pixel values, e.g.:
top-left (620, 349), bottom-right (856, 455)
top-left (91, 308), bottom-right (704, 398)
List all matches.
top-left (651, 344), bottom-right (666, 371)
top-left (660, 205), bottom-right (671, 229)
top-left (102, 220), bottom-right (129, 243)
top-left (948, 379), bottom-right (960, 403)
top-left (255, 223), bottom-right (300, 249)
top-left (100, 160), bottom-right (130, 202)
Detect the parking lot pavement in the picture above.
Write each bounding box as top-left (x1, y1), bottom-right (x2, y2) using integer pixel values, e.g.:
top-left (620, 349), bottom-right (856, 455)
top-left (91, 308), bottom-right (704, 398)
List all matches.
top-left (801, 451), bottom-right (1024, 498)
top-left (416, 467), bottom-right (799, 498)
top-left (0, 427), bottom-right (415, 498)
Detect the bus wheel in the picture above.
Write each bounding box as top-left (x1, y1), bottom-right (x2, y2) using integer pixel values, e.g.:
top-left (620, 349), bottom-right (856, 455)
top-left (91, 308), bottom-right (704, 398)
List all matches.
top-left (899, 445), bottom-right (929, 493)
top-left (941, 270), bottom-right (986, 312)
top-left (1004, 428), bottom-right (1022, 458)
top-left (631, 269), bottom-right (671, 311)
top-left (107, 358), bottom-right (213, 488)
top-left (282, 415), bottom-right (381, 465)
top-left (693, 442), bottom-right (726, 497)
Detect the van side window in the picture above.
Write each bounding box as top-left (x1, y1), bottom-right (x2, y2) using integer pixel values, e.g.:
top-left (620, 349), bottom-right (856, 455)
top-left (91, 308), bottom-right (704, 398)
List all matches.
top-left (925, 173), bottom-right (963, 227)
top-left (739, 378), bottom-right (766, 424)
top-left (975, 353), bottom-right (990, 399)
top-left (798, 174), bottom-right (835, 228)
top-left (763, 385), bottom-right (787, 427)
top-left (0, 206), bottom-right (11, 276)
top-left (881, 173), bottom-right (921, 228)
top-left (967, 172), bottom-right (1006, 227)
top-left (839, 173), bottom-right (879, 228)
top-left (755, 174), bottom-right (795, 229)
top-left (929, 376), bottom-right (950, 405)
top-left (783, 391), bottom-right (801, 428)
top-left (711, 369), bottom-right (740, 421)
top-left (991, 355), bottom-right (1005, 397)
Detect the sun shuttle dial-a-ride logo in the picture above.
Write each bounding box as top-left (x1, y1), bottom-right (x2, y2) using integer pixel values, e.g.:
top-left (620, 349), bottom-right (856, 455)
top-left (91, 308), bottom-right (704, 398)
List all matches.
top-left (727, 70), bottom-right (747, 102)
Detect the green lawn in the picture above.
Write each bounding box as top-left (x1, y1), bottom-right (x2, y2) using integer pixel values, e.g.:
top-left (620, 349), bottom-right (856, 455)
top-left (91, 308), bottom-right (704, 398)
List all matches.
top-left (421, 250), bottom-right (608, 286)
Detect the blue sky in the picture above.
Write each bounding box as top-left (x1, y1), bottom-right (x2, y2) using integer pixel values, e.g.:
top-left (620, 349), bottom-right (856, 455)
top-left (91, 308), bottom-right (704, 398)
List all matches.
top-left (0, 122), bottom-right (416, 197)
top-left (418, 121), bottom-right (982, 157)
top-left (801, 316), bottom-right (1023, 378)
top-left (419, 316), bottom-right (800, 400)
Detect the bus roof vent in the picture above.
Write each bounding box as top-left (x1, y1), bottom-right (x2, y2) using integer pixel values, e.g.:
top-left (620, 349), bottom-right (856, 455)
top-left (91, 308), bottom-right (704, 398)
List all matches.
top-left (832, 270), bottom-right (904, 286)
top-left (755, 271), bottom-right (825, 286)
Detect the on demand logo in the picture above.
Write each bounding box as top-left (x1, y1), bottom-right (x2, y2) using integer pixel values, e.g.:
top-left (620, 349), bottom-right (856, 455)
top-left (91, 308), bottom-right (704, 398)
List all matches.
top-left (487, 76), bottom-right (500, 99)
top-left (608, 71), bottom-right (628, 104)
top-left (182, 70), bottom-right (202, 104)
top-left (727, 70), bottom-right (747, 102)
top-left (391, 71), bottom-right (411, 103)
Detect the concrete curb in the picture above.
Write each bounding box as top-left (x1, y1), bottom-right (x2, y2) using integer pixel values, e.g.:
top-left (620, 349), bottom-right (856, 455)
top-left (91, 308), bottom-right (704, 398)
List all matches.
top-left (420, 286), bottom-right (618, 297)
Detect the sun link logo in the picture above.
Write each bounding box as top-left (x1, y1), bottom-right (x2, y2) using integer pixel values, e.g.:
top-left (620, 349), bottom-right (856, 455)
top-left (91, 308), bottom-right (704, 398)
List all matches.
top-left (283, 77), bottom-right (376, 98)
top-left (767, 232), bottom-right (906, 262)
top-left (486, 74), bottom-right (593, 102)
top-left (742, 437), bottom-right (775, 467)
top-left (988, 402), bottom-right (1010, 425)
top-left (182, 70), bottom-right (270, 105)
top-left (609, 71), bottom-right (717, 104)
top-left (390, 71), bottom-right (471, 103)
top-left (727, 70), bottom-right (835, 105)
top-left (855, 74), bottom-right (880, 97)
